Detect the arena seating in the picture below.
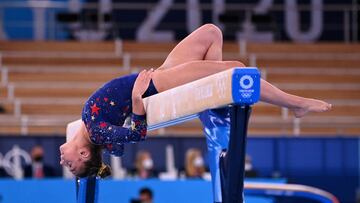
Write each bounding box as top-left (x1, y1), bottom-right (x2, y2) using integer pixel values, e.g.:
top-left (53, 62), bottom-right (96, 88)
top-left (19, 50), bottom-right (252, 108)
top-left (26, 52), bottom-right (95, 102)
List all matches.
top-left (0, 41), bottom-right (359, 135)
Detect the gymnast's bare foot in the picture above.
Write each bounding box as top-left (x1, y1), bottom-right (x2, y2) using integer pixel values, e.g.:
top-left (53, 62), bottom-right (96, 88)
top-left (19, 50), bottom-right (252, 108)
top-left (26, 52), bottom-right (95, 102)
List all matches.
top-left (291, 98), bottom-right (332, 118)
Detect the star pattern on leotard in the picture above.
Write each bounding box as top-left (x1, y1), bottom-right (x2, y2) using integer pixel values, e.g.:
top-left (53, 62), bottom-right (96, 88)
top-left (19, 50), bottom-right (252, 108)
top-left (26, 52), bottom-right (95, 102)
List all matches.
top-left (89, 96), bottom-right (144, 142)
top-left (140, 129), bottom-right (146, 137)
top-left (82, 73), bottom-right (158, 157)
top-left (131, 121), bottom-right (136, 130)
top-left (99, 121), bottom-right (107, 128)
top-left (91, 104), bottom-right (100, 115)
top-left (107, 143), bottom-right (113, 150)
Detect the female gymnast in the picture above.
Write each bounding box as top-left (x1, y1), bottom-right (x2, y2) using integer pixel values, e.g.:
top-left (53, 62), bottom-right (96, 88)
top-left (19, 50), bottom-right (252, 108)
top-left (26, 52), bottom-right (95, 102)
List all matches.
top-left (59, 24), bottom-right (331, 178)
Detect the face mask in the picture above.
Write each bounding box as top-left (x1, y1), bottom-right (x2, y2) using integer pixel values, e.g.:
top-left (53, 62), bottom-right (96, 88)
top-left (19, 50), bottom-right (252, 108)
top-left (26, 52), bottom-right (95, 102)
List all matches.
top-left (142, 159), bottom-right (153, 170)
top-left (245, 163), bottom-right (253, 171)
top-left (193, 157), bottom-right (204, 167)
top-left (33, 156), bottom-right (43, 162)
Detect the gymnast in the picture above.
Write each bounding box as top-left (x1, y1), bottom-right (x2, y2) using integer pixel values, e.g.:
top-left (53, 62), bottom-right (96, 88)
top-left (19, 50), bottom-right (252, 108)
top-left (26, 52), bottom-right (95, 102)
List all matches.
top-left (59, 24), bottom-right (331, 178)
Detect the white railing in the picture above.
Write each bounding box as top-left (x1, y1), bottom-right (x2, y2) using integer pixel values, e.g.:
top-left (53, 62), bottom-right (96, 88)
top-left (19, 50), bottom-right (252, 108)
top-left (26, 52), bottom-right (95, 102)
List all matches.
top-left (0, 66), bottom-right (8, 86)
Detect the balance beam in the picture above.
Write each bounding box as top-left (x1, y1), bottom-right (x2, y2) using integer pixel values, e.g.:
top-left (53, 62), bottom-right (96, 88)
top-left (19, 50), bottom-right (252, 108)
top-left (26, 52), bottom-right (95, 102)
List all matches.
top-left (67, 67), bottom-right (260, 137)
top-left (144, 67), bottom-right (260, 130)
top-left (67, 67), bottom-right (260, 203)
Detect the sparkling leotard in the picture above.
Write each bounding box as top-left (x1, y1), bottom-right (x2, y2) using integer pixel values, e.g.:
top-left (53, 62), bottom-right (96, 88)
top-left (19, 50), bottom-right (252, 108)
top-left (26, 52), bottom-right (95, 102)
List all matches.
top-left (82, 73), bottom-right (158, 156)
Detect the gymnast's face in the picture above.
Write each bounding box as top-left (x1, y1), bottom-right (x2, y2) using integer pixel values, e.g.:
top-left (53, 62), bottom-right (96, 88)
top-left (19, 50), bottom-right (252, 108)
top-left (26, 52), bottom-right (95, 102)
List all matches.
top-left (59, 125), bottom-right (91, 176)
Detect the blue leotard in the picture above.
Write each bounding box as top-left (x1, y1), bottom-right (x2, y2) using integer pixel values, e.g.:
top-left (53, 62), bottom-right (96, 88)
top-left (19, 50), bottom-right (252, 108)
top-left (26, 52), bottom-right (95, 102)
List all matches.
top-left (82, 73), bottom-right (158, 156)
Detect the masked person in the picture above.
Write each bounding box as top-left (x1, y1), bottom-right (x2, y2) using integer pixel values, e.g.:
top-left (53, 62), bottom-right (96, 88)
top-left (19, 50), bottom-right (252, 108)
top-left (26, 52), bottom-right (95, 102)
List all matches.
top-left (132, 150), bottom-right (157, 179)
top-left (24, 145), bottom-right (55, 178)
top-left (244, 154), bottom-right (258, 178)
top-left (185, 148), bottom-right (206, 179)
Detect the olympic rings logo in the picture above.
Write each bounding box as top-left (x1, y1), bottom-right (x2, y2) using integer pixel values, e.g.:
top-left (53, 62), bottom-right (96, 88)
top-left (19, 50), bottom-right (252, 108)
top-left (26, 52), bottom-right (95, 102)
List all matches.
top-left (239, 75), bottom-right (254, 90)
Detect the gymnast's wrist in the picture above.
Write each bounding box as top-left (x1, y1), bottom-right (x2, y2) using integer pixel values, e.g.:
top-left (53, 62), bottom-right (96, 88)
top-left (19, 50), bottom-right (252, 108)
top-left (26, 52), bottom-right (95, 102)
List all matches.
top-left (132, 97), bottom-right (145, 115)
top-left (132, 95), bottom-right (142, 102)
top-left (131, 113), bottom-right (146, 120)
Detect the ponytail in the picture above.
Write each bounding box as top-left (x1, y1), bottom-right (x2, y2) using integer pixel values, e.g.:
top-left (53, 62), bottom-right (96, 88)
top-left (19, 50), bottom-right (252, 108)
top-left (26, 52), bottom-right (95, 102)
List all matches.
top-left (78, 144), bottom-right (112, 179)
top-left (97, 163), bottom-right (112, 178)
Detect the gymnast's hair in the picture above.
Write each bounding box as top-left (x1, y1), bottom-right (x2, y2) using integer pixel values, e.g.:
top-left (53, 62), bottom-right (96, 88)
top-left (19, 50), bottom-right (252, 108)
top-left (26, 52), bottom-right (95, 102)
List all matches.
top-left (78, 144), bottom-right (111, 178)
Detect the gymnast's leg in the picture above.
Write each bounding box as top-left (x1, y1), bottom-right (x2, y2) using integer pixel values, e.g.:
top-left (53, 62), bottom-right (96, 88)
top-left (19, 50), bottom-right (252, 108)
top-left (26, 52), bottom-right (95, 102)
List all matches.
top-left (153, 24), bottom-right (331, 116)
top-left (153, 24), bottom-right (226, 203)
top-left (152, 60), bottom-right (331, 117)
top-left (158, 23), bottom-right (223, 69)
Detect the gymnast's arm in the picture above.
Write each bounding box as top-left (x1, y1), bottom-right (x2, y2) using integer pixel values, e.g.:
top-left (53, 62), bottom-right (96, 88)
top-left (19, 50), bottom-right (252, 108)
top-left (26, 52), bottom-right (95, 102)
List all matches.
top-left (89, 69), bottom-right (153, 145)
top-left (132, 69), bottom-right (153, 115)
top-left (89, 113), bottom-right (147, 144)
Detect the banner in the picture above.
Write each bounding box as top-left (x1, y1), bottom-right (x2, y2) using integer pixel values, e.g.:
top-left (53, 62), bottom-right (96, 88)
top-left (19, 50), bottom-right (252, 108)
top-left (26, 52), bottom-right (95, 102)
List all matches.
top-left (1, 0), bottom-right (358, 41)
